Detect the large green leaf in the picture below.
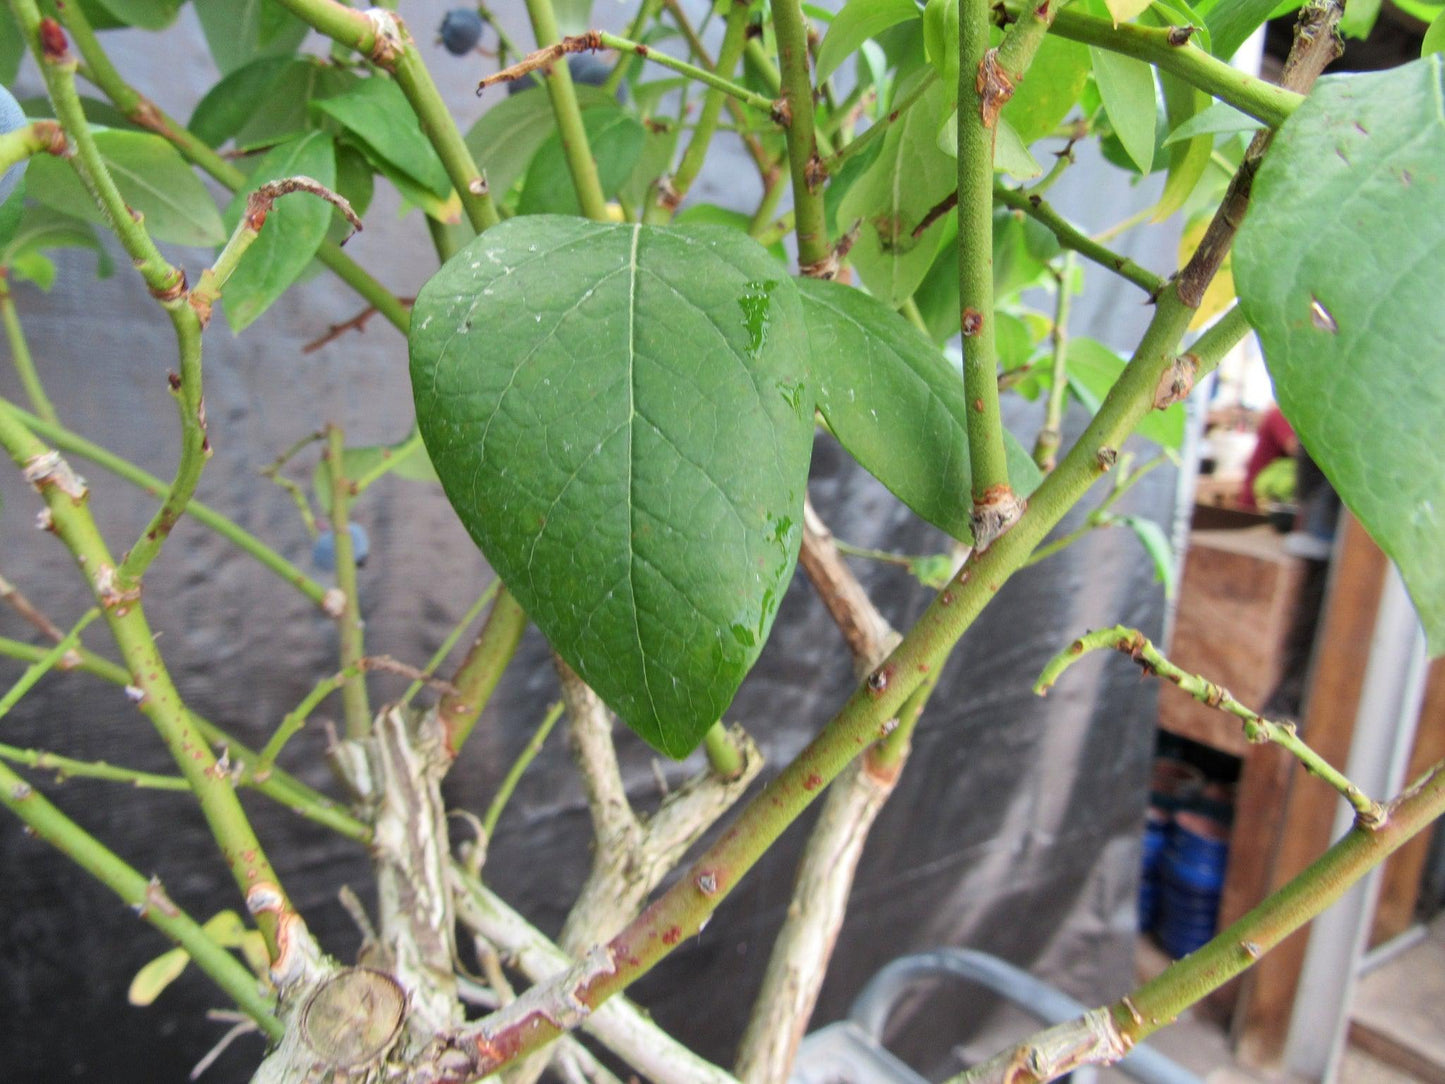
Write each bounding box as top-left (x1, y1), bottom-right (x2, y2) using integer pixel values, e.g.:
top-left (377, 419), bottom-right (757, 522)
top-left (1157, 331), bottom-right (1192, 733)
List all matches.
top-left (312, 77), bottom-right (451, 199)
top-left (410, 218), bottom-right (813, 756)
top-left (219, 132), bottom-right (335, 333)
top-left (193, 0), bottom-right (310, 75)
top-left (837, 74), bottom-right (956, 306)
top-left (0, 202), bottom-right (113, 289)
top-left (27, 130), bottom-right (225, 246)
top-left (816, 0), bottom-right (921, 82)
top-left (802, 278), bottom-right (1040, 542)
top-left (1090, 48), bottom-right (1158, 173)
top-left (517, 106), bottom-right (644, 216)
top-left (464, 85), bottom-right (615, 200)
top-left (1234, 59), bottom-right (1445, 652)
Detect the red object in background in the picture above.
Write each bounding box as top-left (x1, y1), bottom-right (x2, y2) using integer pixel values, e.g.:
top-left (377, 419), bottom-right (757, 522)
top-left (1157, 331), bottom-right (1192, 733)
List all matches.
top-left (1239, 406), bottom-right (1296, 510)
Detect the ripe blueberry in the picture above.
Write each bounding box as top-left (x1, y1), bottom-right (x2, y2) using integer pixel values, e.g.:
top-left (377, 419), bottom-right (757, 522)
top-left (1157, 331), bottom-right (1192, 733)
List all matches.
top-left (312, 523), bottom-right (371, 571)
top-left (439, 8), bottom-right (485, 56)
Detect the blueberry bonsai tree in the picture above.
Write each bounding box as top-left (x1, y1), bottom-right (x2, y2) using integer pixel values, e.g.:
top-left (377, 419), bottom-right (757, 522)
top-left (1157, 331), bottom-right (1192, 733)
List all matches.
top-left (1, 0), bottom-right (1443, 1080)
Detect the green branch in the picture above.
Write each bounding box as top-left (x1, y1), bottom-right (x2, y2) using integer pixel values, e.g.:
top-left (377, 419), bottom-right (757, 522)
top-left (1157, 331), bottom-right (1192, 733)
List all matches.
top-left (649, 0), bottom-right (752, 222)
top-left (12, 405), bottom-right (332, 609)
top-left (0, 758), bottom-right (283, 1038)
top-left (401, 582), bottom-right (500, 706)
top-left (483, 700), bottom-right (565, 838)
top-left (439, 587), bottom-right (529, 758)
top-left (950, 760), bottom-right (1445, 1082)
top-left (1033, 257), bottom-right (1074, 471)
top-left (269, 0), bottom-right (499, 231)
top-left (957, 0), bottom-right (1017, 536)
top-left (324, 425), bottom-right (371, 738)
top-left (1048, 8), bottom-right (1302, 127)
top-left (0, 635), bottom-right (370, 842)
top-left (994, 183), bottom-right (1166, 296)
top-left (0, 741), bottom-right (189, 789)
top-left (1037, 626), bottom-right (1385, 824)
top-left (819, 70), bottom-right (937, 174)
top-left (0, 278), bottom-right (58, 424)
top-left (771, 0), bottom-right (831, 273)
top-left (0, 608), bottom-right (99, 721)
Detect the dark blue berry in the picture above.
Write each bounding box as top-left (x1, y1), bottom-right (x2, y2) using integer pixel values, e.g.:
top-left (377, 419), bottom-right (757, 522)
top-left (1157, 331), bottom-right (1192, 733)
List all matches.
top-left (312, 523), bottom-right (371, 571)
top-left (439, 8), bottom-right (484, 56)
top-left (507, 53), bottom-right (619, 98)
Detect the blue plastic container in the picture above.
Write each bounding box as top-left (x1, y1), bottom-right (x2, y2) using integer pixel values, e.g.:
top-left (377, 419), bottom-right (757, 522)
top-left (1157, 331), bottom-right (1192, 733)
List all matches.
top-left (1156, 812), bottom-right (1229, 958)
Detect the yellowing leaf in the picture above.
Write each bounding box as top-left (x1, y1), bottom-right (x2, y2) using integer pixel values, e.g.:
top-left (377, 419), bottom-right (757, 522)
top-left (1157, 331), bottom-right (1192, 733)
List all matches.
top-left (128, 947), bottom-right (189, 1006)
top-left (1105, 0), bottom-right (1153, 22)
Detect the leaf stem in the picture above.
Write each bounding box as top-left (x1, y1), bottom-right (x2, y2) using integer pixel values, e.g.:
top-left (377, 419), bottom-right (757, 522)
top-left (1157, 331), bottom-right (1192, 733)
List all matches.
top-left (702, 721), bottom-right (746, 780)
top-left (0, 758), bottom-right (283, 1038)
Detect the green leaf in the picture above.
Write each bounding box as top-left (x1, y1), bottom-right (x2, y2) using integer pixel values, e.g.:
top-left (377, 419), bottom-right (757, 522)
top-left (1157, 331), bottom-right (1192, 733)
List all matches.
top-left (326, 141), bottom-right (374, 246)
top-left (1203, 0), bottom-right (1279, 59)
top-left (88, 0), bottom-right (182, 29)
top-left (194, 0), bottom-right (310, 74)
top-left (0, 7), bottom-right (21, 85)
top-left (518, 107), bottom-right (644, 216)
top-left (27, 130), bottom-right (226, 246)
top-left (1090, 48), bottom-right (1158, 173)
top-left (1114, 513), bottom-right (1177, 596)
top-left (674, 203), bottom-right (788, 263)
top-left (1162, 99), bottom-right (1262, 144)
top-left (410, 218), bottom-right (813, 756)
top-left (1065, 338), bottom-right (1184, 449)
top-left (993, 116), bottom-right (1043, 180)
top-left (922, 0), bottom-right (960, 89)
top-left (220, 132), bottom-right (335, 333)
top-left (190, 58), bottom-right (357, 151)
top-left (1001, 35), bottom-right (1091, 144)
top-left (1393, 0), bottom-right (1445, 21)
top-left (1339, 0), bottom-right (1381, 39)
top-left (312, 77), bottom-right (451, 200)
top-left (1151, 73), bottom-right (1212, 221)
top-left (312, 435), bottom-right (438, 515)
top-left (1234, 58), bottom-right (1445, 652)
top-left (619, 121), bottom-right (679, 210)
top-left (838, 74), bottom-right (956, 306)
top-left (1424, 9), bottom-right (1445, 56)
top-left (464, 85), bottom-right (615, 201)
top-left (802, 278), bottom-right (1040, 543)
top-left (817, 0), bottom-right (922, 81)
top-left (127, 910), bottom-right (254, 1006)
top-left (553, 0), bottom-right (593, 34)
top-left (1, 203), bottom-right (113, 283)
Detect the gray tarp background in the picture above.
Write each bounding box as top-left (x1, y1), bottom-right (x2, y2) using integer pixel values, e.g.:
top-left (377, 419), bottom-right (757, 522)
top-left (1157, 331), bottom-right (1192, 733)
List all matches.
top-left (0, 5), bottom-right (1181, 1080)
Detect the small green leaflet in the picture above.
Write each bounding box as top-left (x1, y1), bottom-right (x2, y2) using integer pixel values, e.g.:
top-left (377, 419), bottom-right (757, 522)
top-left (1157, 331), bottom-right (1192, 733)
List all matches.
top-left (313, 77), bottom-right (452, 200)
top-left (410, 218), bottom-right (813, 757)
top-left (1090, 48), bottom-right (1159, 173)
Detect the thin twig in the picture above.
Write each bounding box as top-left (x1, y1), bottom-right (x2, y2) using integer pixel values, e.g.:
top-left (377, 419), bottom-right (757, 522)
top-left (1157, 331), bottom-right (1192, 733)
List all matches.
top-left (1036, 625), bottom-right (1385, 826)
top-left (302, 297), bottom-right (415, 354)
